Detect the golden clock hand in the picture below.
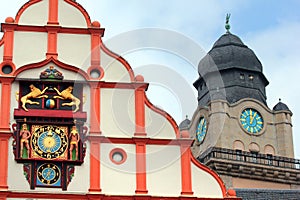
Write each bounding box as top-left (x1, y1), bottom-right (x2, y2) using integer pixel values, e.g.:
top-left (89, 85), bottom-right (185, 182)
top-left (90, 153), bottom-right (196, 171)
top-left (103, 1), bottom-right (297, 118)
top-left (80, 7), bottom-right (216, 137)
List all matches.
top-left (249, 111), bottom-right (253, 124)
top-left (45, 170), bottom-right (51, 178)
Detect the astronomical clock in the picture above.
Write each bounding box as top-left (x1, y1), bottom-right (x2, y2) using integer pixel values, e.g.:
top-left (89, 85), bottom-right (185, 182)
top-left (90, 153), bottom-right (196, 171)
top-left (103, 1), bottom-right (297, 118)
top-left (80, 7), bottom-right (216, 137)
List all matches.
top-left (12, 66), bottom-right (87, 190)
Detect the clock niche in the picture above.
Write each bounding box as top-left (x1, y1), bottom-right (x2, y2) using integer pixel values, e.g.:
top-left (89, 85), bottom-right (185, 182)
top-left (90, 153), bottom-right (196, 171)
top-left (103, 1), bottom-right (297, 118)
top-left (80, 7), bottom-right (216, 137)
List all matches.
top-left (12, 73), bottom-right (87, 190)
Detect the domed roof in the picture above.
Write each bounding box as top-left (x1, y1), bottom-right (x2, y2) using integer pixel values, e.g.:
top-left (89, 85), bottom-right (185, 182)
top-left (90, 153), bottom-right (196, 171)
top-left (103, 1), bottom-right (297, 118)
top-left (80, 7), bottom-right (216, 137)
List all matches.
top-left (198, 32), bottom-right (263, 76)
top-left (179, 116), bottom-right (191, 130)
top-left (273, 99), bottom-right (290, 111)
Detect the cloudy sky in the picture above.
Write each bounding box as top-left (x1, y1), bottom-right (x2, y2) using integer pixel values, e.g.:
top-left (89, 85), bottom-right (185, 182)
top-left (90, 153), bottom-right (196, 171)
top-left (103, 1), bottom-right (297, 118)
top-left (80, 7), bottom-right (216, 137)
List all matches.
top-left (1, 0), bottom-right (300, 159)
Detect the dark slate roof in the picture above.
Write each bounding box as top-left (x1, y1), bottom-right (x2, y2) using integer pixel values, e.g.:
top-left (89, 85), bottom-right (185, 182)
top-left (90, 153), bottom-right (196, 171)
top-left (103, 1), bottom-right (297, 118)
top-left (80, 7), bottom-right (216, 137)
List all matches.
top-left (235, 189), bottom-right (300, 200)
top-left (179, 117), bottom-right (191, 130)
top-left (273, 100), bottom-right (290, 111)
top-left (198, 32), bottom-right (263, 76)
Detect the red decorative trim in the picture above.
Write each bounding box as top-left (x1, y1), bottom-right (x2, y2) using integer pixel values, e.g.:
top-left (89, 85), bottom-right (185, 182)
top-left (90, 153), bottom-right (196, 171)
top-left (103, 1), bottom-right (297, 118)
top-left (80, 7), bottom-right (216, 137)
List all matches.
top-left (89, 82), bottom-right (101, 134)
top-left (135, 139), bottom-right (148, 194)
top-left (47, 29), bottom-right (58, 59)
top-left (87, 66), bottom-right (104, 80)
top-left (98, 82), bottom-right (149, 90)
top-left (15, 0), bottom-right (43, 24)
top-left (0, 134), bottom-right (11, 189)
top-left (13, 57), bottom-right (90, 80)
top-left (2, 24), bottom-right (16, 61)
top-left (89, 141), bottom-right (101, 192)
top-left (90, 30), bottom-right (101, 67)
top-left (0, 78), bottom-right (14, 133)
top-left (135, 85), bottom-right (146, 136)
top-left (1, 191), bottom-right (241, 200)
top-left (1, 24), bottom-right (105, 36)
top-left (48, 0), bottom-right (59, 25)
top-left (100, 43), bottom-right (135, 81)
top-left (14, 109), bottom-right (87, 119)
top-left (144, 95), bottom-right (180, 138)
top-left (109, 148), bottom-right (127, 165)
top-left (0, 61), bottom-right (16, 76)
top-left (180, 141), bottom-right (193, 195)
top-left (190, 151), bottom-right (227, 197)
top-left (64, 0), bottom-right (92, 27)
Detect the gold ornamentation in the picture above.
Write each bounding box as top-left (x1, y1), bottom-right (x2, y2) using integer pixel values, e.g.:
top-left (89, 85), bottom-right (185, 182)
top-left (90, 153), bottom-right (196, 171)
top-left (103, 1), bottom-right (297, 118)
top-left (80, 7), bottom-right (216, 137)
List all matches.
top-left (20, 85), bottom-right (48, 112)
top-left (53, 86), bottom-right (80, 112)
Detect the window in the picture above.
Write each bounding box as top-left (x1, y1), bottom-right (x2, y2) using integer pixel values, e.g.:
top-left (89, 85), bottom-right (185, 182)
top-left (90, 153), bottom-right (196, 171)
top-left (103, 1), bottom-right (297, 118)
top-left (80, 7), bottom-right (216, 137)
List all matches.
top-left (249, 75), bottom-right (254, 81)
top-left (267, 154), bottom-right (273, 165)
top-left (240, 73), bottom-right (245, 80)
top-left (250, 151), bottom-right (258, 163)
top-left (109, 148), bottom-right (127, 165)
top-left (236, 150), bottom-right (243, 161)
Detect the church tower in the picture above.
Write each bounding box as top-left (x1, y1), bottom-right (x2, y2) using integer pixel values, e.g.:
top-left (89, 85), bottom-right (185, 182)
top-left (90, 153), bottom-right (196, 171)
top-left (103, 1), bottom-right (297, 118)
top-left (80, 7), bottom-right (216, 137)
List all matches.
top-left (188, 17), bottom-right (300, 189)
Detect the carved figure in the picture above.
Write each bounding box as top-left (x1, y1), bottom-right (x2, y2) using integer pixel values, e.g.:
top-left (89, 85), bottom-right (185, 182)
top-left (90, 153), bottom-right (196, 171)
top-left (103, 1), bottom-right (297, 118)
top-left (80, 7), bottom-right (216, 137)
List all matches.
top-left (20, 85), bottom-right (48, 111)
top-left (53, 86), bottom-right (80, 112)
top-left (20, 123), bottom-right (31, 158)
top-left (40, 65), bottom-right (63, 79)
top-left (69, 125), bottom-right (80, 160)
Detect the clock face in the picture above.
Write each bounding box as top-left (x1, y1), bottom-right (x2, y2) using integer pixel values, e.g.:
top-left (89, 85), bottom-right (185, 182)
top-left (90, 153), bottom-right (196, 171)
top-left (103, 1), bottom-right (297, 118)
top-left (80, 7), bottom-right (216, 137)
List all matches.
top-left (196, 117), bottom-right (207, 143)
top-left (37, 163), bottom-right (61, 186)
top-left (31, 125), bottom-right (68, 159)
top-left (240, 108), bottom-right (264, 134)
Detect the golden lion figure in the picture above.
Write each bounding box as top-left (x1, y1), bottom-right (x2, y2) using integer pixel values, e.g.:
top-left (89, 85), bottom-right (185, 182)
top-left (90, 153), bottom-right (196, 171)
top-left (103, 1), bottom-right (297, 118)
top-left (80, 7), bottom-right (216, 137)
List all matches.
top-left (21, 85), bottom-right (48, 111)
top-left (53, 86), bottom-right (80, 112)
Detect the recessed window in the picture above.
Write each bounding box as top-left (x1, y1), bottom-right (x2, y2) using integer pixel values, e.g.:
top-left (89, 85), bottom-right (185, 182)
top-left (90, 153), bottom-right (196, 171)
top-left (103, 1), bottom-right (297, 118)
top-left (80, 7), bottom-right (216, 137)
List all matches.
top-left (90, 69), bottom-right (101, 79)
top-left (109, 148), bottom-right (127, 165)
top-left (249, 75), bottom-right (254, 80)
top-left (2, 65), bottom-right (13, 74)
top-left (240, 73), bottom-right (245, 80)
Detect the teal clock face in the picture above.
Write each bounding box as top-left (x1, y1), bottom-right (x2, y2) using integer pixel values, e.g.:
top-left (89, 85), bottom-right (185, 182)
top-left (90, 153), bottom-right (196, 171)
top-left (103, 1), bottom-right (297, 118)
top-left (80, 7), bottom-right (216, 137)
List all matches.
top-left (196, 117), bottom-right (207, 143)
top-left (240, 108), bottom-right (263, 134)
top-left (37, 163), bottom-right (61, 186)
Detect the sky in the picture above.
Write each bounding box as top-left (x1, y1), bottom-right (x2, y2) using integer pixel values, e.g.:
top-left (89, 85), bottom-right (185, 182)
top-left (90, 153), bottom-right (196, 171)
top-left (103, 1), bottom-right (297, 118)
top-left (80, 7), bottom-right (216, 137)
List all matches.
top-left (0, 0), bottom-right (300, 159)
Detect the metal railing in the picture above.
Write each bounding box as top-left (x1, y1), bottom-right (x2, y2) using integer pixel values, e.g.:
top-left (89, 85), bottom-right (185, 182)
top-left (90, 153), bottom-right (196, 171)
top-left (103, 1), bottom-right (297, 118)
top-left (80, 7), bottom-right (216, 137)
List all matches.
top-left (198, 147), bottom-right (300, 170)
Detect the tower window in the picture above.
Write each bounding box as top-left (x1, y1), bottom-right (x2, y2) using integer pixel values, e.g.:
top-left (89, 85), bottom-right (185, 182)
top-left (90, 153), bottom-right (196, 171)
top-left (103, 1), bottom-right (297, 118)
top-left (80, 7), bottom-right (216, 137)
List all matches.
top-left (240, 73), bottom-right (245, 80)
top-left (250, 151), bottom-right (258, 163)
top-left (249, 75), bottom-right (254, 81)
top-left (267, 154), bottom-right (273, 165)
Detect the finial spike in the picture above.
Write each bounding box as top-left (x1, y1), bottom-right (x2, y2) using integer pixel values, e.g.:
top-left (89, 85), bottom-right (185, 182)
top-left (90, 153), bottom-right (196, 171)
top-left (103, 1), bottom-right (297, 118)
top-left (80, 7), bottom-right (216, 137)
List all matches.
top-left (225, 13), bottom-right (231, 33)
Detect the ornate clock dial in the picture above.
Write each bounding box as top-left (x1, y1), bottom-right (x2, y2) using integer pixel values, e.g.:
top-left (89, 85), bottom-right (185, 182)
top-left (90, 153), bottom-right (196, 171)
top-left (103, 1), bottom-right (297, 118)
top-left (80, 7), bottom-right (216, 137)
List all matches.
top-left (37, 163), bottom-right (60, 185)
top-left (31, 125), bottom-right (68, 159)
top-left (196, 117), bottom-right (207, 143)
top-left (240, 108), bottom-right (263, 134)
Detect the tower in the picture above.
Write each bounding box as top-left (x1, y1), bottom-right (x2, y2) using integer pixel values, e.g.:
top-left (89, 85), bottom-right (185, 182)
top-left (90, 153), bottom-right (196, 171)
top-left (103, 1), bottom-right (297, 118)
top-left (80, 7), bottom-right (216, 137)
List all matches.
top-left (188, 19), bottom-right (300, 189)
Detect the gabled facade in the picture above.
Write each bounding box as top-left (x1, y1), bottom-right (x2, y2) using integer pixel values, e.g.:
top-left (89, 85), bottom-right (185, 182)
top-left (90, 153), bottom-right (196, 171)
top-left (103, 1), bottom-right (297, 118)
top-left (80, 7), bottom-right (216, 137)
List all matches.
top-left (0, 1), bottom-right (238, 200)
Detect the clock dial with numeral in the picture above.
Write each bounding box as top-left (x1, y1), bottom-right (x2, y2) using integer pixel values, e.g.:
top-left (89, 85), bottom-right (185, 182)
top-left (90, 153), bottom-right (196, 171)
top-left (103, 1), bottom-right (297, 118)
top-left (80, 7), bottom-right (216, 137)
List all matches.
top-left (240, 108), bottom-right (264, 134)
top-left (196, 117), bottom-right (207, 143)
top-left (31, 125), bottom-right (68, 159)
top-left (37, 163), bottom-right (61, 186)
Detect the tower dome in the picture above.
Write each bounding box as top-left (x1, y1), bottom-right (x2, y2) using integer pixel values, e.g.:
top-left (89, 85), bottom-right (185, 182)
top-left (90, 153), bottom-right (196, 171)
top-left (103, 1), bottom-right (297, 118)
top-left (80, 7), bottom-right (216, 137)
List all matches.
top-left (273, 99), bottom-right (291, 112)
top-left (194, 32), bottom-right (269, 107)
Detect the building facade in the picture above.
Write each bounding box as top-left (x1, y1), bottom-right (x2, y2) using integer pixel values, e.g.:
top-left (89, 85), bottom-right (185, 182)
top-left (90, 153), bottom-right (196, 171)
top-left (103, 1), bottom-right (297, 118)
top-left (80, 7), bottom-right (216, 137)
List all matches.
top-left (0, 1), bottom-right (239, 200)
top-left (187, 22), bottom-right (300, 190)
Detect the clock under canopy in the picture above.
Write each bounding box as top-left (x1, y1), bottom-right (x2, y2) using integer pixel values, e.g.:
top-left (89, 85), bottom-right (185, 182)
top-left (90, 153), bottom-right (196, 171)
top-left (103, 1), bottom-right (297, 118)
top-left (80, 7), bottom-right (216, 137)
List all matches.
top-left (12, 66), bottom-right (88, 190)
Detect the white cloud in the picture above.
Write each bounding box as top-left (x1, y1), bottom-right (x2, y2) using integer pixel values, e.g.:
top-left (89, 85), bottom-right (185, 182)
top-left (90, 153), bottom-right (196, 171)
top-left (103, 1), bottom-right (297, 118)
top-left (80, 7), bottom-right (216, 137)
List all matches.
top-left (247, 21), bottom-right (300, 158)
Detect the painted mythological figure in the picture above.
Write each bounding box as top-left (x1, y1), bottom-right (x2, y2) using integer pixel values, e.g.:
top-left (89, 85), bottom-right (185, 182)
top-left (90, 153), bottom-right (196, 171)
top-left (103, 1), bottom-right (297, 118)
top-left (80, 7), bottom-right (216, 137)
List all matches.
top-left (69, 125), bottom-right (80, 160)
top-left (53, 86), bottom-right (81, 112)
top-left (20, 123), bottom-right (31, 158)
top-left (20, 85), bottom-right (48, 111)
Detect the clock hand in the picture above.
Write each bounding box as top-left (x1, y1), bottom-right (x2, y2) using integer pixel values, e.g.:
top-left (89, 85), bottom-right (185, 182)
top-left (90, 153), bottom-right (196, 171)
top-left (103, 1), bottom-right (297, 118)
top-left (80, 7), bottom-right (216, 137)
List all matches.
top-left (45, 170), bottom-right (51, 178)
top-left (250, 112), bottom-right (256, 124)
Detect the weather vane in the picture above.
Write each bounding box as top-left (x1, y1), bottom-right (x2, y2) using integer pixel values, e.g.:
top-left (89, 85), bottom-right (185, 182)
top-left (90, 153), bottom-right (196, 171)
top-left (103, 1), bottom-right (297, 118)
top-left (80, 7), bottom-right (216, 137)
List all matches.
top-left (225, 13), bottom-right (231, 33)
